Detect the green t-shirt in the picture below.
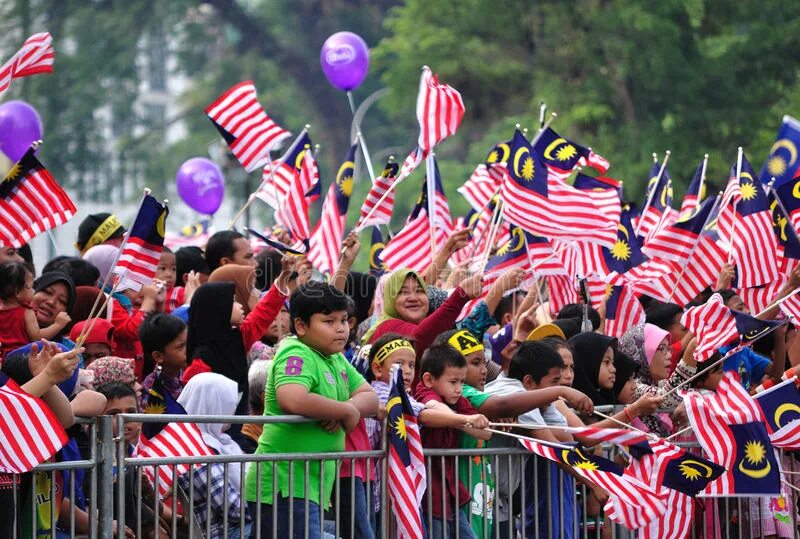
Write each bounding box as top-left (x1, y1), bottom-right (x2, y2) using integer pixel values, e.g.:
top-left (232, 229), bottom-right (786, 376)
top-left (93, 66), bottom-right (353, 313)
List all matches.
top-left (244, 336), bottom-right (365, 507)
top-left (460, 385), bottom-right (495, 538)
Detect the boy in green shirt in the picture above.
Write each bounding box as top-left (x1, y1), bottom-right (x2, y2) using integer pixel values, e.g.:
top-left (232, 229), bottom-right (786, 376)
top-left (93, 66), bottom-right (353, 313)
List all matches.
top-left (244, 282), bottom-right (378, 539)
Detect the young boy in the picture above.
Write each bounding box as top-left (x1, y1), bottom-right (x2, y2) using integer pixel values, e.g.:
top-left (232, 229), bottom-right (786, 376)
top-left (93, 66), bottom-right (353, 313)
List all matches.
top-left (156, 247), bottom-right (185, 313)
top-left (69, 318), bottom-right (115, 367)
top-left (244, 282), bottom-right (378, 539)
top-left (138, 313), bottom-right (187, 404)
top-left (413, 344), bottom-right (491, 539)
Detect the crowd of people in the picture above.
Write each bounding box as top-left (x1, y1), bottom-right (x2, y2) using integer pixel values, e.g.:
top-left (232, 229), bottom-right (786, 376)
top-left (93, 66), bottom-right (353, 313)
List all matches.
top-left (1, 210), bottom-right (799, 539)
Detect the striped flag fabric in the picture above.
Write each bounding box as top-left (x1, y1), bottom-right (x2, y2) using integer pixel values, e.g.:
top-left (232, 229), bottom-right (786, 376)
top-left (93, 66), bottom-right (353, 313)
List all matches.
top-left (636, 488), bottom-right (691, 539)
top-left (717, 155), bottom-right (780, 288)
top-left (581, 149), bottom-right (611, 173)
top-left (779, 289), bottom-right (800, 322)
top-left (480, 225), bottom-right (532, 291)
top-left (561, 426), bottom-right (649, 446)
top-left (416, 66), bottom-right (465, 152)
top-left (577, 206), bottom-right (646, 284)
top-left (638, 161), bottom-right (678, 243)
top-left (113, 194), bottom-right (168, 288)
top-left (533, 127), bottom-right (591, 181)
top-left (0, 32), bottom-right (54, 98)
top-left (458, 163), bottom-right (501, 212)
top-left (386, 368), bottom-right (426, 539)
top-left (753, 377), bottom-right (800, 449)
top-left (137, 376), bottom-right (213, 498)
top-left (683, 371), bottom-right (780, 495)
top-left (679, 294), bottom-right (738, 362)
top-left (642, 195), bottom-right (720, 263)
top-left (357, 150), bottom-right (420, 230)
top-left (308, 143), bottom-right (358, 275)
top-left (0, 372), bottom-right (68, 474)
top-left (605, 284), bottom-right (645, 338)
top-left (205, 81), bottom-right (291, 172)
top-left (527, 233), bottom-right (568, 276)
top-left (737, 281), bottom-right (782, 314)
top-left (547, 274), bottom-right (579, 316)
top-left (256, 131), bottom-right (314, 209)
top-left (501, 129), bottom-right (619, 248)
top-left (572, 173), bottom-right (622, 220)
top-left (0, 146), bottom-right (77, 248)
top-left (679, 157), bottom-right (706, 218)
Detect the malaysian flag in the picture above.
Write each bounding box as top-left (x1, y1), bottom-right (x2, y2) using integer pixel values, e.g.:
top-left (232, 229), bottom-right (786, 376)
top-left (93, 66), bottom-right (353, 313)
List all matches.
top-left (737, 280), bottom-right (783, 314)
top-left (164, 219), bottom-right (212, 249)
top-left (578, 206), bottom-right (646, 283)
top-left (0, 32), bottom-right (54, 98)
top-left (582, 148), bottom-right (611, 174)
top-left (113, 194), bottom-right (168, 288)
top-left (459, 163), bottom-right (502, 213)
top-left (678, 157), bottom-right (707, 218)
top-left (416, 66), bottom-right (465, 152)
top-left (643, 195), bottom-right (720, 263)
top-left (0, 146), bottom-right (77, 248)
top-left (533, 127), bottom-right (591, 181)
top-left (0, 372), bottom-right (67, 474)
top-left (679, 293), bottom-right (738, 362)
top-left (572, 173), bottom-right (622, 220)
top-left (527, 233), bottom-right (568, 276)
top-left (547, 274), bottom-right (580, 316)
top-left (368, 226), bottom-right (386, 277)
top-left (308, 143), bottom-right (358, 275)
top-left (771, 176), bottom-right (800, 260)
top-left (718, 154), bottom-right (780, 288)
top-left (137, 375), bottom-right (213, 497)
top-left (357, 151), bottom-right (420, 230)
top-left (638, 161), bottom-right (678, 242)
top-left (760, 115), bottom-right (800, 188)
top-left (779, 289), bottom-right (800, 322)
top-left (605, 284), bottom-right (645, 338)
top-left (386, 368), bottom-right (426, 539)
top-left (501, 129), bottom-right (618, 248)
top-left (683, 371), bottom-right (780, 495)
top-left (754, 377), bottom-right (800, 449)
top-left (205, 81), bottom-right (290, 172)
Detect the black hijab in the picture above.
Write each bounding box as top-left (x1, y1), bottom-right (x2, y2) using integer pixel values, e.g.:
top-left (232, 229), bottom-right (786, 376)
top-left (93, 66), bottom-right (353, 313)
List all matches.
top-left (568, 332), bottom-right (617, 406)
top-left (611, 350), bottom-right (639, 402)
top-left (34, 271), bottom-right (76, 312)
top-left (187, 282), bottom-right (248, 392)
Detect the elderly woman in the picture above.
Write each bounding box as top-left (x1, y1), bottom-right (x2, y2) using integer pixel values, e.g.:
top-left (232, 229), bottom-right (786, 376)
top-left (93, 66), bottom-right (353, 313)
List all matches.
top-left (362, 269), bottom-right (481, 359)
top-left (32, 271), bottom-right (76, 348)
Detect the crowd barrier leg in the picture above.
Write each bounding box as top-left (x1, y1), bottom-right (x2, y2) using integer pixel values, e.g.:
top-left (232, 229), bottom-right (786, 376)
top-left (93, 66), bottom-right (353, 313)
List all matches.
top-left (97, 415), bottom-right (114, 538)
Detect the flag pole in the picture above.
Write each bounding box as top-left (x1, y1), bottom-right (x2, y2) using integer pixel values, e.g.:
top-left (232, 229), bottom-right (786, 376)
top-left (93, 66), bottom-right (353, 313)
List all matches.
top-left (346, 91), bottom-right (378, 183)
top-left (76, 189), bottom-right (150, 344)
top-left (539, 102), bottom-right (547, 129)
top-left (727, 147), bottom-right (744, 263)
top-left (634, 150), bottom-right (671, 237)
top-left (426, 151), bottom-right (437, 273)
top-left (478, 201), bottom-right (504, 272)
top-left (486, 428), bottom-right (574, 450)
top-left (697, 153), bottom-right (709, 207)
top-left (666, 193), bottom-right (723, 302)
top-left (229, 125), bottom-right (310, 229)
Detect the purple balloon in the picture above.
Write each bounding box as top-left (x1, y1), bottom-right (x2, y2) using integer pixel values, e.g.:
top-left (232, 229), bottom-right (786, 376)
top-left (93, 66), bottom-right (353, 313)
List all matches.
top-left (176, 157), bottom-right (225, 215)
top-left (320, 31), bottom-right (369, 91)
top-left (0, 101), bottom-right (43, 163)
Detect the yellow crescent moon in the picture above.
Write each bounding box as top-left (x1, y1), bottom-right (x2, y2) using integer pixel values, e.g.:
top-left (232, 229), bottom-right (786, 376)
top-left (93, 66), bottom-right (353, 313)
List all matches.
top-left (617, 222), bottom-right (630, 240)
top-left (792, 181), bottom-right (800, 200)
top-left (681, 459), bottom-right (715, 478)
top-left (513, 146), bottom-right (531, 178)
top-left (771, 139), bottom-right (798, 167)
top-left (295, 145), bottom-right (310, 169)
top-left (738, 457), bottom-right (771, 479)
top-left (156, 210), bottom-right (167, 238)
top-left (370, 242), bottom-right (385, 267)
top-left (543, 137), bottom-right (568, 161)
top-left (508, 227), bottom-right (525, 252)
top-left (336, 160), bottom-right (355, 184)
top-left (496, 143), bottom-right (511, 164)
top-left (774, 403), bottom-right (800, 428)
top-left (467, 211), bottom-right (481, 230)
top-left (561, 449), bottom-right (573, 465)
top-left (659, 180), bottom-right (671, 207)
top-left (740, 171), bottom-right (754, 183)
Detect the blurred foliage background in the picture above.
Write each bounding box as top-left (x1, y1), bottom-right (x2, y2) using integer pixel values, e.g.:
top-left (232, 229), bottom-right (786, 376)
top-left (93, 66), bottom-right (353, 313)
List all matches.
top-left (3, 0), bottom-right (800, 235)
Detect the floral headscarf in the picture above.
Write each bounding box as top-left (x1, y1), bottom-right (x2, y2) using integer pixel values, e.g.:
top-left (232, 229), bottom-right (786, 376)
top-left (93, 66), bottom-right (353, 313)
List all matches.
top-left (86, 356), bottom-right (136, 387)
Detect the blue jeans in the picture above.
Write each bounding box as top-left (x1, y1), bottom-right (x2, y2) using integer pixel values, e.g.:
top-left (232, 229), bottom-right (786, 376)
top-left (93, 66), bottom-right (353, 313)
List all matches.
top-left (429, 511), bottom-right (476, 539)
top-left (249, 496), bottom-right (334, 539)
top-left (335, 478), bottom-right (376, 539)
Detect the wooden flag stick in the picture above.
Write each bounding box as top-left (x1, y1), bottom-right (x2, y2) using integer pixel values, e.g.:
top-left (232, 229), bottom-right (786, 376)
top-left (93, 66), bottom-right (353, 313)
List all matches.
top-left (635, 150), bottom-right (671, 237)
top-left (665, 426), bottom-right (693, 441)
top-left (486, 428), bottom-right (574, 450)
top-left (726, 147), bottom-right (744, 264)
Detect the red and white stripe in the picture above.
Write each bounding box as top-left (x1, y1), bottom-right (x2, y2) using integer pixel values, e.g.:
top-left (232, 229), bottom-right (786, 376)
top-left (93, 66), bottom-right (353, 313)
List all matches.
top-left (635, 487), bottom-right (692, 539)
top-left (502, 174), bottom-right (620, 248)
top-left (115, 236), bottom-right (162, 287)
top-left (683, 371), bottom-right (768, 495)
top-left (358, 149), bottom-right (423, 229)
top-left (770, 419), bottom-right (800, 449)
top-left (135, 422), bottom-right (213, 498)
top-left (458, 163), bottom-right (501, 212)
top-left (563, 426), bottom-right (649, 446)
top-left (387, 411), bottom-right (426, 538)
top-left (578, 185), bottom-right (621, 221)
top-left (0, 156), bottom-right (77, 248)
top-left (307, 190), bottom-right (345, 276)
top-left (638, 206), bottom-right (678, 245)
top-left (605, 284), bottom-right (645, 338)
top-left (547, 274), bottom-right (579, 316)
top-left (0, 374), bottom-right (68, 474)
top-left (380, 213), bottom-right (437, 272)
top-left (680, 293), bottom-right (739, 362)
top-left (779, 289), bottom-right (800, 322)
top-left (416, 66), bottom-right (464, 152)
top-left (205, 81), bottom-right (290, 172)
top-left (273, 151), bottom-right (317, 241)
top-left (580, 150), bottom-right (611, 173)
top-left (737, 281), bottom-right (783, 314)
top-left (0, 33), bottom-right (54, 98)
top-left (642, 225), bottom-right (702, 263)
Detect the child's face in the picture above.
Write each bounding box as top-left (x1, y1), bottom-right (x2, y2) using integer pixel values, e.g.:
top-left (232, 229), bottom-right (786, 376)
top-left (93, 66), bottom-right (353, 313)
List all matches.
top-left (17, 271), bottom-right (34, 304)
top-left (424, 365), bottom-right (467, 406)
top-left (83, 342), bottom-right (112, 366)
top-left (105, 396), bottom-right (140, 445)
top-left (616, 377), bottom-right (636, 404)
top-left (597, 347), bottom-right (616, 391)
top-left (525, 366), bottom-right (562, 390)
top-left (463, 351), bottom-right (487, 391)
top-left (230, 301), bottom-right (245, 325)
top-left (557, 347), bottom-right (574, 387)
top-left (295, 310), bottom-right (350, 356)
top-left (155, 252), bottom-right (177, 288)
top-left (158, 329), bottom-right (188, 373)
top-left (373, 348), bottom-right (416, 390)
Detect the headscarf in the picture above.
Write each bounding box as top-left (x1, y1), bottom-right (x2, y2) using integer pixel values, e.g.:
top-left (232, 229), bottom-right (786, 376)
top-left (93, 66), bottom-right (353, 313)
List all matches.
top-left (643, 324), bottom-right (670, 366)
top-left (611, 351), bottom-right (639, 401)
top-left (177, 372), bottom-right (244, 490)
top-left (426, 286), bottom-right (448, 314)
top-left (34, 271), bottom-right (76, 313)
top-left (69, 286), bottom-right (107, 328)
top-left (82, 245), bottom-right (119, 284)
top-left (208, 264), bottom-right (259, 315)
top-left (361, 269), bottom-right (427, 343)
top-left (86, 356), bottom-right (136, 387)
top-left (187, 282), bottom-right (248, 392)
top-left (568, 332), bottom-right (617, 406)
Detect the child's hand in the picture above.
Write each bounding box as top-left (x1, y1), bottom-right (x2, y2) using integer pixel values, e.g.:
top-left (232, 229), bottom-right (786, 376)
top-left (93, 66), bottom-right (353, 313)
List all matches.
top-left (45, 346), bottom-right (82, 384)
top-left (183, 271), bottom-right (201, 303)
top-left (464, 414), bottom-right (489, 429)
top-left (28, 341), bottom-right (60, 377)
top-left (54, 311), bottom-right (71, 328)
top-left (340, 231), bottom-right (360, 263)
top-left (559, 387), bottom-right (594, 415)
top-left (630, 394), bottom-right (663, 417)
top-left (320, 419), bottom-right (342, 433)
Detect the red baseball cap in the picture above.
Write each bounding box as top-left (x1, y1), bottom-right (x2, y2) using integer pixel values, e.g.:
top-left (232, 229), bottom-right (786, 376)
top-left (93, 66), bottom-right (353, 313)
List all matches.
top-left (69, 318), bottom-right (115, 347)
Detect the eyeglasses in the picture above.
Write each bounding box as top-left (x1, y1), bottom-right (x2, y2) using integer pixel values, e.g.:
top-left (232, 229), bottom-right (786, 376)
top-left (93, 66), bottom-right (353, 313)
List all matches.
top-left (656, 343), bottom-right (671, 353)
